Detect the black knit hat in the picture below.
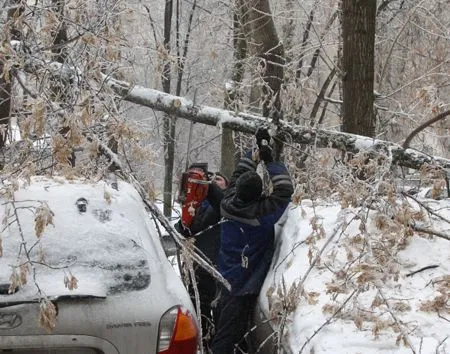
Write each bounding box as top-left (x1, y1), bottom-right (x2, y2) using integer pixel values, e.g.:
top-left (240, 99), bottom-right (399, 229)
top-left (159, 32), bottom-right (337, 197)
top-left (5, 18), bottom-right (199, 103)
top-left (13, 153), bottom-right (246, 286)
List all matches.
top-left (236, 171), bottom-right (262, 203)
top-left (214, 172), bottom-right (229, 186)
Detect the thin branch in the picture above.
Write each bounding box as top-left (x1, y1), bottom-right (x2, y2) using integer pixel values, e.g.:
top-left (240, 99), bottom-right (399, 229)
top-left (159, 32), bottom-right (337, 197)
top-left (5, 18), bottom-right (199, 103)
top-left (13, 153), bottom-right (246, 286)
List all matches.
top-left (296, 1), bottom-right (317, 79)
top-left (403, 110), bottom-right (450, 149)
top-left (175, 0), bottom-right (197, 96)
top-left (383, 60), bottom-right (450, 99)
top-left (272, 239), bottom-right (306, 278)
top-left (411, 224), bottom-right (450, 241)
top-left (20, 259), bottom-right (77, 270)
top-left (402, 192), bottom-right (450, 224)
top-left (377, 287), bottom-right (417, 354)
top-left (406, 265), bottom-right (439, 277)
top-left (184, 246), bottom-right (204, 354)
top-left (298, 221), bottom-right (344, 289)
top-left (299, 289), bottom-right (358, 354)
top-left (310, 68), bottom-right (336, 124)
top-left (378, 0), bottom-right (426, 87)
top-left (142, 4), bottom-right (159, 45)
top-left (11, 196), bottom-right (43, 297)
top-left (377, 0), bottom-right (399, 14)
top-left (436, 336), bottom-right (448, 354)
top-left (437, 313), bottom-right (450, 323)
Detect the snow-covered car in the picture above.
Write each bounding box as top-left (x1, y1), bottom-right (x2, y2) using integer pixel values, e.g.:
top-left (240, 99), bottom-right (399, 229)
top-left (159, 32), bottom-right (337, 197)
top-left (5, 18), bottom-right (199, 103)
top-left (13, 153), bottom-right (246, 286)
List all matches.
top-left (251, 193), bottom-right (450, 354)
top-left (0, 176), bottom-right (199, 354)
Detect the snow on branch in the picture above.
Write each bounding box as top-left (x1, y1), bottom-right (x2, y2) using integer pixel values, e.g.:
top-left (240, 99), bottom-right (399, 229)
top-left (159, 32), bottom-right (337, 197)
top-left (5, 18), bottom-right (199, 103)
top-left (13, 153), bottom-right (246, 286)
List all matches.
top-left (104, 76), bottom-right (450, 171)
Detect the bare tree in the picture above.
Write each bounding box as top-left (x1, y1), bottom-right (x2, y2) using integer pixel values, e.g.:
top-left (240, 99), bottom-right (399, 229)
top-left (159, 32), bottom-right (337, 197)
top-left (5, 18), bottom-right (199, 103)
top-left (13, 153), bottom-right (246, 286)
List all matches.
top-left (161, 0), bottom-right (175, 217)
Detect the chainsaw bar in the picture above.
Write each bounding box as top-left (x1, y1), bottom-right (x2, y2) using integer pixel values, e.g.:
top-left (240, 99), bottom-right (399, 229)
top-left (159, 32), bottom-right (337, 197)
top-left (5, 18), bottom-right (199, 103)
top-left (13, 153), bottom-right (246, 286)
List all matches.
top-left (187, 178), bottom-right (212, 185)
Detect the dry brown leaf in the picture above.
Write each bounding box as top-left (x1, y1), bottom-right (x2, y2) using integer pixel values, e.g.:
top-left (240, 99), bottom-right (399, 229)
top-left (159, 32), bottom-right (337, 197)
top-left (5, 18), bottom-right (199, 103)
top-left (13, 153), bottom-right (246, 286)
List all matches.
top-left (39, 299), bottom-right (57, 333)
top-left (64, 274), bottom-right (78, 290)
top-left (33, 100), bottom-right (45, 136)
top-left (19, 263), bottom-right (29, 286)
top-left (34, 205), bottom-right (55, 238)
top-left (8, 269), bottom-right (20, 294)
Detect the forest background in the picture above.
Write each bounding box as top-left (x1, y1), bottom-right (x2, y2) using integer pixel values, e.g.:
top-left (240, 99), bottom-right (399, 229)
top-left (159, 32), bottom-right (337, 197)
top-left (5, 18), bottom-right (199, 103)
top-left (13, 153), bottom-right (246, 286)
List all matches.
top-left (1, 0), bottom-right (448, 214)
top-left (0, 0), bottom-right (449, 351)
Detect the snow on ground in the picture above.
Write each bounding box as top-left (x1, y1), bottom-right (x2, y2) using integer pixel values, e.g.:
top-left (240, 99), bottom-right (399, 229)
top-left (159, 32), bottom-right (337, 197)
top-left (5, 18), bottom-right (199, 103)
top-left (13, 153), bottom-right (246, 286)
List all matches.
top-left (262, 191), bottom-right (450, 354)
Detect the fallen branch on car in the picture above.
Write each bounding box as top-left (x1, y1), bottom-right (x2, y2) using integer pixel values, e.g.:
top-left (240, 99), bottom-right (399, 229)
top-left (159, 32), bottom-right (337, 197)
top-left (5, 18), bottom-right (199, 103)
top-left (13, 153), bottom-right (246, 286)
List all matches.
top-left (93, 137), bottom-right (231, 291)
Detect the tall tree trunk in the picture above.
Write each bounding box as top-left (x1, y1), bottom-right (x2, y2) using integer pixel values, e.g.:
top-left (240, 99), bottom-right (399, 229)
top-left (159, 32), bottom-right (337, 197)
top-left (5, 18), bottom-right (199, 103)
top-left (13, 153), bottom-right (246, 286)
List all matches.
top-left (51, 0), bottom-right (68, 63)
top-left (242, 0), bottom-right (284, 122)
top-left (50, 0), bottom-right (78, 166)
top-left (0, 1), bottom-right (23, 150)
top-left (241, 0), bottom-right (285, 158)
top-left (176, 0), bottom-right (196, 175)
top-left (0, 62), bottom-right (11, 150)
top-left (222, 1), bottom-right (247, 178)
top-left (162, 0), bottom-right (174, 217)
top-left (342, 0), bottom-right (376, 137)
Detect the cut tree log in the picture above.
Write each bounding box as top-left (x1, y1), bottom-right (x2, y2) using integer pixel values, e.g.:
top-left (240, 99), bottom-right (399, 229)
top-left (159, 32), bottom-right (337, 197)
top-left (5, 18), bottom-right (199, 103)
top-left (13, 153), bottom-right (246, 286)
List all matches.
top-left (105, 76), bottom-right (450, 171)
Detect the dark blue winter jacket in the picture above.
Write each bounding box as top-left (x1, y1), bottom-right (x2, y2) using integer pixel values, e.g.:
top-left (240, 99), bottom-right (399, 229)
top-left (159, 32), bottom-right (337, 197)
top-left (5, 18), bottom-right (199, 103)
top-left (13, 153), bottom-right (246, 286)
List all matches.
top-left (218, 153), bottom-right (293, 296)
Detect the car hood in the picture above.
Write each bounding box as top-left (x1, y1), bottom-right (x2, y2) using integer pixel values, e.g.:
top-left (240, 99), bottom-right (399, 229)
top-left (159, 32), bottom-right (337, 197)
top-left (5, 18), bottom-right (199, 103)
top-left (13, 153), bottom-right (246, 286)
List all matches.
top-left (0, 177), bottom-right (160, 302)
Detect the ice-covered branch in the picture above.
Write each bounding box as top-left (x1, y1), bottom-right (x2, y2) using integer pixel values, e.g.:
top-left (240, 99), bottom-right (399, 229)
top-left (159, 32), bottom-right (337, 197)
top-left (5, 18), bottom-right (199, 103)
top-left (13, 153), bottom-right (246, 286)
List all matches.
top-left (103, 76), bottom-right (450, 171)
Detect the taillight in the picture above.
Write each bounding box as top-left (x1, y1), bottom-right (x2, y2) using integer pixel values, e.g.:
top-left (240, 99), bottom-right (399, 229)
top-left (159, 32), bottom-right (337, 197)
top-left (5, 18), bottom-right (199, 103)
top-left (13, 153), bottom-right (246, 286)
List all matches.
top-left (157, 305), bottom-right (199, 354)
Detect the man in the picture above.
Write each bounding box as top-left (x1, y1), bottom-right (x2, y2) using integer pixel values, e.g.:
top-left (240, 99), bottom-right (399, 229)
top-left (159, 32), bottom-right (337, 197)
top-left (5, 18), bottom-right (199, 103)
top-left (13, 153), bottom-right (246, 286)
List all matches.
top-left (176, 170), bottom-right (228, 350)
top-left (211, 128), bottom-right (294, 354)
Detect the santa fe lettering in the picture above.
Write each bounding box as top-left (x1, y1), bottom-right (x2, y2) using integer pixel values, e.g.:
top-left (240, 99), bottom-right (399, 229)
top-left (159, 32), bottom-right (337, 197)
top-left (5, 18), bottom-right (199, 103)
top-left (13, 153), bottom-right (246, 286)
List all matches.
top-left (106, 321), bottom-right (151, 329)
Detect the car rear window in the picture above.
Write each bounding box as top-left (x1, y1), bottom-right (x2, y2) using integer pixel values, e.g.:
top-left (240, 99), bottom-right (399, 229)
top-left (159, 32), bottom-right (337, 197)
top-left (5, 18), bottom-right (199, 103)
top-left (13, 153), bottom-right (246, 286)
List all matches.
top-left (0, 178), bottom-right (154, 303)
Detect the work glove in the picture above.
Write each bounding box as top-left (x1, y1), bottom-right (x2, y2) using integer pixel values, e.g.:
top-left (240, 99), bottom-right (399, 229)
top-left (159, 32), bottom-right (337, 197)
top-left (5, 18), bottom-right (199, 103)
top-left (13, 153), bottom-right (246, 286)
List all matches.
top-left (255, 127), bottom-right (271, 149)
top-left (258, 144), bottom-right (273, 163)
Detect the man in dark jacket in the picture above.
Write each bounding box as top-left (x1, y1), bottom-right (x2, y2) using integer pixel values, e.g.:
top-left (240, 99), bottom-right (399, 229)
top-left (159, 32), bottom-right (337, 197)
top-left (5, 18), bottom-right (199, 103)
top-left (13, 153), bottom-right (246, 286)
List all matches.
top-left (176, 171), bottom-right (228, 350)
top-left (211, 129), bottom-right (294, 354)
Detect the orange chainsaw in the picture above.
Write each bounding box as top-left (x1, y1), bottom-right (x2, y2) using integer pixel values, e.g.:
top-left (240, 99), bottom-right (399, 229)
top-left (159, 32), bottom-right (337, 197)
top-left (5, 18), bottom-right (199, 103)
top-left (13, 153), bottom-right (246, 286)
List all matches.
top-left (177, 163), bottom-right (210, 229)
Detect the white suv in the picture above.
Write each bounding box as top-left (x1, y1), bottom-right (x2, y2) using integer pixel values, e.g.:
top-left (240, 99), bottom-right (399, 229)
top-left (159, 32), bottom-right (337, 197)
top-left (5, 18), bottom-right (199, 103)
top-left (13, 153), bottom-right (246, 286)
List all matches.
top-left (0, 176), bottom-right (198, 354)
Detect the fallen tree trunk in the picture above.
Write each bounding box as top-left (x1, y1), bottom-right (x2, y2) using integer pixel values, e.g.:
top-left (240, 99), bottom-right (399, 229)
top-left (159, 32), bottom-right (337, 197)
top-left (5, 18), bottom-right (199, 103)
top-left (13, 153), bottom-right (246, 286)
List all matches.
top-left (12, 41), bottom-right (450, 171)
top-left (106, 76), bottom-right (450, 171)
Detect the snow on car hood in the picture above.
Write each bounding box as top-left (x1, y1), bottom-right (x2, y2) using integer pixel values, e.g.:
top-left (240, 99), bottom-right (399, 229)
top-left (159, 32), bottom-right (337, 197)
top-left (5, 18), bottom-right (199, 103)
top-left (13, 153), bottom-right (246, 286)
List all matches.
top-left (0, 176), bottom-right (157, 302)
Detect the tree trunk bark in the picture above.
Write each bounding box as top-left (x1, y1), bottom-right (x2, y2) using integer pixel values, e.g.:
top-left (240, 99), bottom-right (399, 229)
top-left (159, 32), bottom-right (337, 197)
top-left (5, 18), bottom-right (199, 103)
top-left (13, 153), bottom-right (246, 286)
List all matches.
top-left (0, 1), bottom-right (22, 150)
top-left (162, 0), bottom-right (174, 217)
top-left (241, 0), bottom-right (285, 159)
top-left (0, 61), bottom-right (11, 150)
top-left (242, 0), bottom-right (284, 121)
top-left (51, 0), bottom-right (77, 167)
top-left (221, 2), bottom-right (247, 178)
top-left (342, 0), bottom-right (376, 137)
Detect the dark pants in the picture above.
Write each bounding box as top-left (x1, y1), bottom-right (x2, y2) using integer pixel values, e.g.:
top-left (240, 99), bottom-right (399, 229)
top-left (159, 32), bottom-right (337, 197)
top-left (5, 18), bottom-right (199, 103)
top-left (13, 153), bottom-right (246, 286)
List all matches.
top-left (189, 268), bottom-right (220, 350)
top-left (211, 291), bottom-right (257, 354)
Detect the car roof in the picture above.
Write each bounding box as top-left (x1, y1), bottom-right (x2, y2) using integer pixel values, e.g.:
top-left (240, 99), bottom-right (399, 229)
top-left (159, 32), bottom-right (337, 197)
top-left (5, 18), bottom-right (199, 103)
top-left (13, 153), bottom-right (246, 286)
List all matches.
top-left (0, 176), bottom-right (160, 301)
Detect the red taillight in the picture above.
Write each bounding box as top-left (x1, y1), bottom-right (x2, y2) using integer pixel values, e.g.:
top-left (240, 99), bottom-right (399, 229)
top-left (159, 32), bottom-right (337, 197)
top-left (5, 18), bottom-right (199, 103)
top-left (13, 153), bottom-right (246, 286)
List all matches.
top-left (157, 306), bottom-right (199, 354)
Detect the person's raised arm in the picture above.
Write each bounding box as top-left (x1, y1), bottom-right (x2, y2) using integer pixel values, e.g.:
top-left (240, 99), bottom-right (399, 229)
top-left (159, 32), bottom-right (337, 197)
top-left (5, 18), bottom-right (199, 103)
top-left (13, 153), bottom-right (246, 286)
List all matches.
top-left (206, 182), bottom-right (225, 213)
top-left (227, 150), bottom-right (258, 189)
